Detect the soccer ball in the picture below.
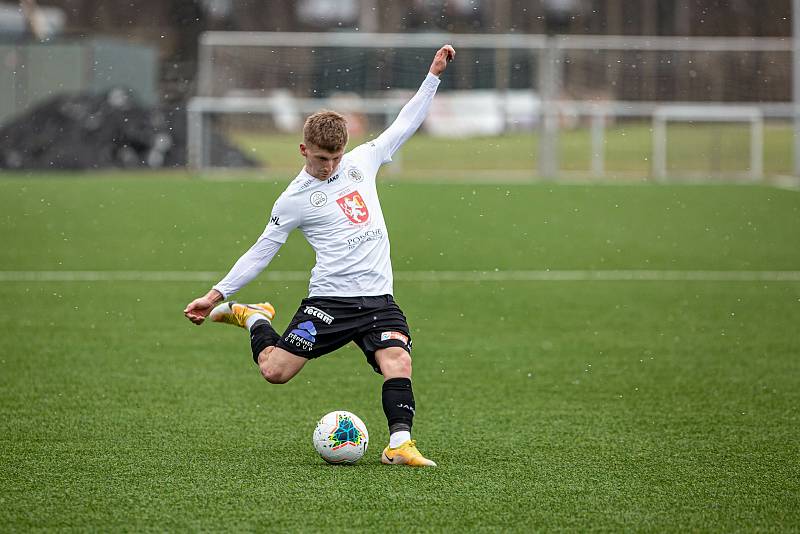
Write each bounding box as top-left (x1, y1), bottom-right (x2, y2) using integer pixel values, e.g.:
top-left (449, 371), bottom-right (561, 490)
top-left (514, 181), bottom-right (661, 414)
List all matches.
top-left (312, 410), bottom-right (369, 464)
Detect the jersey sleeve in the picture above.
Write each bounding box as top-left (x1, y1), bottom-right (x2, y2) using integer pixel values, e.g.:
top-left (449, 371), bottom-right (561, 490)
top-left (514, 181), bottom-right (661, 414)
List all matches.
top-left (212, 236), bottom-right (283, 299)
top-left (370, 72), bottom-right (441, 165)
top-left (260, 192), bottom-right (302, 244)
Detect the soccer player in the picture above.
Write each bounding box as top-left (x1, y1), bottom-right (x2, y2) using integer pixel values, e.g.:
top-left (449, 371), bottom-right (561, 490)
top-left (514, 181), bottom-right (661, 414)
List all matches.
top-left (184, 45), bottom-right (455, 467)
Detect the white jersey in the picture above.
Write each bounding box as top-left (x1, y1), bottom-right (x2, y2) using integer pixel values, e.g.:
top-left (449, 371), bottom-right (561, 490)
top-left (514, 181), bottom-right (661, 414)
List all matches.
top-left (263, 143), bottom-right (394, 296)
top-left (213, 73), bottom-right (441, 299)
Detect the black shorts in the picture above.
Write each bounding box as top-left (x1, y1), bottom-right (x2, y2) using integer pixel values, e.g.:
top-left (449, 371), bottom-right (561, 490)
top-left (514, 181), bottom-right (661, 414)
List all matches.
top-left (276, 295), bottom-right (412, 373)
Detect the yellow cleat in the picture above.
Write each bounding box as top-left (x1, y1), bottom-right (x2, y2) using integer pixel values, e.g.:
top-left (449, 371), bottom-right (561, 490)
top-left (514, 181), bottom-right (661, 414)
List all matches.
top-left (381, 440), bottom-right (437, 467)
top-left (209, 301), bottom-right (275, 329)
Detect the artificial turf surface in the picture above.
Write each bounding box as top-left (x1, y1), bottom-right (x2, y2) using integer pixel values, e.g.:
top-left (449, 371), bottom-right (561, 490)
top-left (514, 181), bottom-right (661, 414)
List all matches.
top-left (232, 124), bottom-right (794, 176)
top-left (1, 175), bottom-right (798, 531)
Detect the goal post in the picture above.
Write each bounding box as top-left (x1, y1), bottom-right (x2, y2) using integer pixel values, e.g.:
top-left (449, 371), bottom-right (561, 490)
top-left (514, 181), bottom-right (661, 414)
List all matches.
top-left (652, 105), bottom-right (764, 181)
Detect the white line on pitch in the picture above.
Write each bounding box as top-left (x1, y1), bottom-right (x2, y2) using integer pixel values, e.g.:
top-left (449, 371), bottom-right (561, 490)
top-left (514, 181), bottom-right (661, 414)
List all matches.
top-left (0, 270), bottom-right (799, 282)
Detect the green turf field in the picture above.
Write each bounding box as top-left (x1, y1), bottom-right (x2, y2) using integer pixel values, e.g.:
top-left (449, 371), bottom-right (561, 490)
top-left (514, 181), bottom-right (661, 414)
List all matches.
top-left (231, 123), bottom-right (794, 176)
top-left (1, 174), bottom-right (799, 531)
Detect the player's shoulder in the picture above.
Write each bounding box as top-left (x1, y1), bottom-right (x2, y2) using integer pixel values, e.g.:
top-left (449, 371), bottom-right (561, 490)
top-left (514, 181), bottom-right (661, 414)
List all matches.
top-left (347, 138), bottom-right (391, 168)
top-left (269, 173), bottom-right (311, 211)
top-left (283, 171), bottom-right (318, 196)
top-left (347, 140), bottom-right (379, 158)
top-left (344, 141), bottom-right (385, 172)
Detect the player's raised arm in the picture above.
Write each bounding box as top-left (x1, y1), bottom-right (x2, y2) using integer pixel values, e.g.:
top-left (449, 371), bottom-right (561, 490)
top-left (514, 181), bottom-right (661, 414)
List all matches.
top-left (372, 45), bottom-right (455, 163)
top-left (429, 44), bottom-right (456, 77)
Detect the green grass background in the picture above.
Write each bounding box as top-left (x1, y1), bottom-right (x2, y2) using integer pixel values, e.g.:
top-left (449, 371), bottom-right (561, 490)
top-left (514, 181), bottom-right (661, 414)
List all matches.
top-left (231, 123), bottom-right (794, 176)
top-left (1, 175), bottom-right (799, 531)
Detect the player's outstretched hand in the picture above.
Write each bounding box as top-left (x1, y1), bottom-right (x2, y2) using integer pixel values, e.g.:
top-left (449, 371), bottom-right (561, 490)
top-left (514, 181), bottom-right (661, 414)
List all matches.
top-left (429, 44), bottom-right (455, 77)
top-left (183, 295), bottom-right (216, 325)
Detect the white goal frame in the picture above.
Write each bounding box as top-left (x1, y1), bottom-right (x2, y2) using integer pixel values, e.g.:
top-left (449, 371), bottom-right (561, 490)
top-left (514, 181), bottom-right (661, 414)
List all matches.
top-left (190, 31), bottom-right (790, 177)
top-left (652, 105), bottom-right (764, 181)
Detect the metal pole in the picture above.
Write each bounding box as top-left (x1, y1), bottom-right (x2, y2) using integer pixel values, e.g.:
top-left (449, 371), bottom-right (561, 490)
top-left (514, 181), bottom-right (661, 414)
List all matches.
top-left (752, 114), bottom-right (764, 181)
top-left (359, 0), bottom-right (379, 32)
top-left (538, 37), bottom-right (560, 178)
top-left (494, 0), bottom-right (511, 134)
top-left (198, 39), bottom-right (213, 97)
top-left (591, 108), bottom-right (605, 178)
top-left (794, 0), bottom-right (800, 176)
top-left (652, 112), bottom-right (667, 181)
top-left (186, 104), bottom-right (202, 169)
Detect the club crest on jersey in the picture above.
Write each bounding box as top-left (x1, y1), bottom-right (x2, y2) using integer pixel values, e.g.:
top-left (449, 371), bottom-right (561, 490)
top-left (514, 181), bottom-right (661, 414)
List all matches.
top-left (336, 191), bottom-right (369, 224)
top-left (348, 168), bottom-right (364, 183)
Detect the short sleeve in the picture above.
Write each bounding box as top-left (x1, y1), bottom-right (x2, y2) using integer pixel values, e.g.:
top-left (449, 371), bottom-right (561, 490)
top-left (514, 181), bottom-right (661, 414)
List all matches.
top-left (260, 193), bottom-right (302, 243)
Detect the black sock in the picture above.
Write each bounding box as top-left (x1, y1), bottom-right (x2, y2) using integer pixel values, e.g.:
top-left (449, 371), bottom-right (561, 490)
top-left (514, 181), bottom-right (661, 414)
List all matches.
top-left (382, 377), bottom-right (415, 434)
top-left (250, 320), bottom-right (280, 364)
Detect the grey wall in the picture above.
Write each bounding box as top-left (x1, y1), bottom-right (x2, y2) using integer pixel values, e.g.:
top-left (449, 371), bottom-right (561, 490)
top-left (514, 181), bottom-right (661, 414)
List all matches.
top-left (0, 39), bottom-right (157, 125)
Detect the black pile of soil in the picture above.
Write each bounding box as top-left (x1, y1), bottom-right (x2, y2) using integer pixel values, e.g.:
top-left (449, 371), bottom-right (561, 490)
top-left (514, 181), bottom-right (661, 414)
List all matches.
top-left (0, 87), bottom-right (258, 170)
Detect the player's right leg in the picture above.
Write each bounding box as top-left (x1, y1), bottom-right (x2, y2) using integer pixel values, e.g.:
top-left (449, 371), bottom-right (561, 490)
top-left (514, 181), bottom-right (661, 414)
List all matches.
top-left (353, 296), bottom-right (436, 467)
top-left (374, 347), bottom-right (436, 467)
top-left (209, 301), bottom-right (306, 384)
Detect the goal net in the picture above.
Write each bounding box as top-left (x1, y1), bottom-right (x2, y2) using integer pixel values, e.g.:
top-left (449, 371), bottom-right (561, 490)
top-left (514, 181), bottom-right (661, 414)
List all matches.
top-left (190, 31), bottom-right (792, 179)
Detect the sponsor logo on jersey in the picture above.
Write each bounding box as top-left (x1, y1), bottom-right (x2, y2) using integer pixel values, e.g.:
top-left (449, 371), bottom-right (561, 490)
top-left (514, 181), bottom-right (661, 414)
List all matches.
top-left (270, 216), bottom-right (280, 226)
top-left (310, 191), bottom-right (327, 207)
top-left (303, 306), bottom-right (334, 324)
top-left (348, 168), bottom-right (364, 183)
top-left (347, 228), bottom-right (383, 249)
top-left (336, 191), bottom-right (369, 224)
top-left (299, 178), bottom-right (317, 191)
top-left (335, 186), bottom-right (353, 197)
top-left (286, 320), bottom-right (317, 350)
top-left (380, 331), bottom-right (409, 345)
top-left (327, 173), bottom-right (340, 184)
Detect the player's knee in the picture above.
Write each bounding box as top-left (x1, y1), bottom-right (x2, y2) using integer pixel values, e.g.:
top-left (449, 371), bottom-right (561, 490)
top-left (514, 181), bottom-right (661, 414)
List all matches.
top-left (256, 346), bottom-right (274, 366)
top-left (379, 347), bottom-right (412, 377)
top-left (260, 365), bottom-right (292, 384)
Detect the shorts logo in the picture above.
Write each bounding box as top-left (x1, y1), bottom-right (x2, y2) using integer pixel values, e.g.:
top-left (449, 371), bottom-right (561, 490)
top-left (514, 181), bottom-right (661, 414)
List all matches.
top-left (310, 191), bottom-right (327, 207)
top-left (336, 191), bottom-right (369, 224)
top-left (303, 306), bottom-right (334, 324)
top-left (380, 331), bottom-right (409, 344)
top-left (286, 320), bottom-right (317, 350)
top-left (348, 168), bottom-right (364, 183)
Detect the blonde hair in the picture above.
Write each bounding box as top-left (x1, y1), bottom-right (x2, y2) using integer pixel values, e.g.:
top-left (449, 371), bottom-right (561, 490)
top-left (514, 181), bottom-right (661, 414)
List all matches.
top-left (303, 110), bottom-right (348, 152)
